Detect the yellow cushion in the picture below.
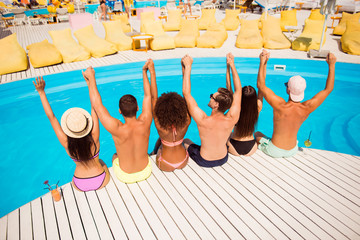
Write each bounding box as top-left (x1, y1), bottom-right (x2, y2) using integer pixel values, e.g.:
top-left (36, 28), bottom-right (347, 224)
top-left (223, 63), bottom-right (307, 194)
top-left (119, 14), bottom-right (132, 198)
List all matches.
top-left (67, 3), bottom-right (74, 13)
top-left (144, 21), bottom-right (175, 50)
top-left (49, 28), bottom-right (90, 63)
top-left (102, 20), bottom-right (132, 51)
top-left (333, 12), bottom-right (360, 36)
top-left (280, 9), bottom-right (297, 31)
top-left (175, 19), bottom-right (200, 48)
top-left (292, 19), bottom-right (325, 51)
top-left (197, 22), bottom-right (227, 48)
top-left (261, 15), bottom-right (291, 49)
top-left (0, 33), bottom-right (28, 75)
top-left (26, 40), bottom-right (62, 68)
top-left (236, 19), bottom-right (263, 49)
top-left (140, 11), bottom-right (155, 33)
top-left (341, 21), bottom-right (360, 55)
top-left (199, 9), bottom-right (216, 30)
top-left (308, 9), bottom-right (325, 21)
top-left (163, 9), bottom-right (182, 31)
top-left (221, 9), bottom-right (240, 31)
top-left (74, 25), bottom-right (117, 58)
top-left (112, 14), bottom-right (132, 32)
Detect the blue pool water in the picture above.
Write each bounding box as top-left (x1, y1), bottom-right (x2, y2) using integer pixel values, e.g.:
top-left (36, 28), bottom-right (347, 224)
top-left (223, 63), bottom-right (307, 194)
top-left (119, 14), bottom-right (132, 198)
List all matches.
top-left (0, 57), bottom-right (359, 217)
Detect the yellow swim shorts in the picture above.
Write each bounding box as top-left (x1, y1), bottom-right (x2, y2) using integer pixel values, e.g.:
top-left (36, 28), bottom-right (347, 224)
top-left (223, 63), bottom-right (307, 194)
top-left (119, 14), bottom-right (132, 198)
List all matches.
top-left (124, 0), bottom-right (133, 7)
top-left (113, 157), bottom-right (152, 184)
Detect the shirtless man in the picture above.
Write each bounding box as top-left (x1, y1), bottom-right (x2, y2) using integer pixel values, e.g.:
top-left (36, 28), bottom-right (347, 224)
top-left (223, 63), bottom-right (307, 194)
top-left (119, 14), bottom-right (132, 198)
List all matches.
top-left (83, 60), bottom-right (153, 183)
top-left (255, 50), bottom-right (336, 158)
top-left (182, 53), bottom-right (242, 167)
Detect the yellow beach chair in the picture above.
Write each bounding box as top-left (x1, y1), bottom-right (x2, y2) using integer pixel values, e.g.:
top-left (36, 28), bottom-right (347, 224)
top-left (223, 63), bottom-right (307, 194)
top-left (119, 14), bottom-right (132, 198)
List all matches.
top-left (292, 19), bottom-right (325, 51)
top-left (74, 25), bottom-right (117, 58)
top-left (112, 14), bottom-right (132, 33)
top-left (235, 19), bottom-right (263, 49)
top-left (102, 20), bottom-right (133, 51)
top-left (333, 12), bottom-right (360, 36)
top-left (261, 15), bottom-right (291, 49)
top-left (0, 33), bottom-right (28, 75)
top-left (197, 22), bottom-right (227, 48)
top-left (198, 8), bottom-right (216, 30)
top-left (280, 9), bottom-right (297, 32)
top-left (174, 19), bottom-right (200, 48)
top-left (341, 21), bottom-right (360, 55)
top-left (49, 28), bottom-right (90, 63)
top-left (220, 9), bottom-right (240, 31)
top-left (140, 11), bottom-right (155, 33)
top-left (144, 20), bottom-right (176, 50)
top-left (163, 9), bottom-right (182, 31)
top-left (27, 40), bottom-right (63, 68)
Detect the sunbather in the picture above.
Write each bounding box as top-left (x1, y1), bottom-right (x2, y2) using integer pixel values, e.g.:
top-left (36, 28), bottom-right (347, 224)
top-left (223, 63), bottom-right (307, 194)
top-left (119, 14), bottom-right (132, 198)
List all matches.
top-left (83, 62), bottom-right (152, 184)
top-left (100, 0), bottom-right (106, 21)
top-left (182, 53), bottom-right (242, 167)
top-left (33, 76), bottom-right (110, 192)
top-left (255, 50), bottom-right (336, 158)
top-left (148, 59), bottom-right (192, 171)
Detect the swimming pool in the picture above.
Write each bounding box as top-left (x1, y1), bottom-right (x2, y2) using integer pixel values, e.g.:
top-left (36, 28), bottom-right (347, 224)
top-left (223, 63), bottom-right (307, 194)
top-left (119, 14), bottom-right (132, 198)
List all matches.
top-left (0, 57), bottom-right (359, 217)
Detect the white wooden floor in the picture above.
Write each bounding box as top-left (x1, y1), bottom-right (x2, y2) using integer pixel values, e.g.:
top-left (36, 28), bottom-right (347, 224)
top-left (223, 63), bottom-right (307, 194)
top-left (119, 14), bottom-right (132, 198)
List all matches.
top-left (1, 148), bottom-right (360, 240)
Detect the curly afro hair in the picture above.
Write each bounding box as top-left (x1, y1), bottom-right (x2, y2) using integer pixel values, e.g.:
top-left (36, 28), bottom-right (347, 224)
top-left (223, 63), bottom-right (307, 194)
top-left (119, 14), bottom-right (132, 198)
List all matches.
top-left (154, 92), bottom-right (189, 130)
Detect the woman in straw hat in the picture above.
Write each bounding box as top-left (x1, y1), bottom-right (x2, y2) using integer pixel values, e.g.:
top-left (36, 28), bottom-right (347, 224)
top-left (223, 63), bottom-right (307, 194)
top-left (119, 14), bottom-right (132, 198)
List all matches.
top-left (33, 76), bottom-right (110, 192)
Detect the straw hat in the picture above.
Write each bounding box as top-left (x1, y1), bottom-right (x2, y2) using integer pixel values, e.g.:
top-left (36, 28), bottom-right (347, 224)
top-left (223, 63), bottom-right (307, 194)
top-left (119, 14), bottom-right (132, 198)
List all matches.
top-left (60, 108), bottom-right (93, 138)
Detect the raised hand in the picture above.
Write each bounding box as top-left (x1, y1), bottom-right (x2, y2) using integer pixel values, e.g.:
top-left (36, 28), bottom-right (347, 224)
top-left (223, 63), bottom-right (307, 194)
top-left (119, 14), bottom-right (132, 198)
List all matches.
top-left (259, 49), bottom-right (270, 65)
top-left (82, 66), bottom-right (95, 82)
top-left (326, 53), bottom-right (336, 66)
top-left (226, 52), bottom-right (234, 66)
top-left (181, 54), bottom-right (193, 69)
top-left (143, 59), bottom-right (155, 72)
top-left (33, 76), bottom-right (45, 93)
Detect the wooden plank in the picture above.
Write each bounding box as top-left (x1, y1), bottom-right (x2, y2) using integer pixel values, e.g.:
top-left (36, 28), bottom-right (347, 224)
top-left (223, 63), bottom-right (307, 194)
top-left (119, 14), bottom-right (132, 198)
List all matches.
top-left (0, 215), bottom-right (7, 240)
top-left (148, 156), bottom-right (211, 240)
top-left (7, 209), bottom-right (19, 240)
top-left (187, 158), bottom-right (287, 239)
top-left (51, 187), bottom-right (72, 239)
top-left (31, 198), bottom-right (46, 240)
top-left (85, 190), bottom-right (114, 239)
top-left (61, 183), bottom-right (86, 240)
top-left (19, 203), bottom-right (32, 240)
top-left (175, 163), bottom-right (247, 239)
top-left (109, 168), bottom-right (157, 240)
top-left (220, 155), bottom-right (321, 239)
top-left (42, 192), bottom-right (60, 240)
top-left (95, 186), bottom-right (128, 239)
top-left (105, 177), bottom-right (142, 240)
top-left (72, 185), bottom-right (100, 240)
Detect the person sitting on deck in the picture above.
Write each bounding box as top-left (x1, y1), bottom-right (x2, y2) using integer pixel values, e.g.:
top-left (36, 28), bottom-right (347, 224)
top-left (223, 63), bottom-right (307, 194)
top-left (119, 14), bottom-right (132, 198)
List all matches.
top-left (33, 76), bottom-right (110, 192)
top-left (182, 53), bottom-right (242, 167)
top-left (255, 50), bottom-right (336, 158)
top-left (83, 62), bottom-right (153, 184)
top-left (148, 59), bottom-right (192, 171)
top-left (227, 82), bottom-right (263, 156)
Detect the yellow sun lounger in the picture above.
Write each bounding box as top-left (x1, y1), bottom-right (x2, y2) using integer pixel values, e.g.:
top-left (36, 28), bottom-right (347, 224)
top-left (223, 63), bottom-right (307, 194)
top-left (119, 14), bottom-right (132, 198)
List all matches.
top-left (341, 21), bottom-right (360, 55)
top-left (102, 20), bottom-right (133, 51)
top-left (292, 19), bottom-right (325, 51)
top-left (333, 12), bottom-right (360, 36)
top-left (112, 14), bottom-right (132, 33)
top-left (235, 19), bottom-right (263, 49)
top-left (49, 28), bottom-right (90, 63)
top-left (27, 40), bottom-right (63, 68)
top-left (74, 25), bottom-right (117, 58)
top-left (0, 33), bottom-right (28, 75)
top-left (163, 9), bottom-right (182, 31)
top-left (197, 22), bottom-right (228, 48)
top-left (174, 19), bottom-right (200, 48)
top-left (280, 9), bottom-right (297, 32)
top-left (140, 11), bottom-right (155, 33)
top-left (144, 20), bottom-right (176, 50)
top-left (261, 15), bottom-right (291, 49)
top-left (220, 9), bottom-right (240, 31)
top-left (199, 8), bottom-right (216, 30)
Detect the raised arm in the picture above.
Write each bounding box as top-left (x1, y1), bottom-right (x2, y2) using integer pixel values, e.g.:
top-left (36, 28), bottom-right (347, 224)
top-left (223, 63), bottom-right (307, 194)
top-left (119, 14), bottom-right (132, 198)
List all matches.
top-left (33, 77), bottom-right (67, 148)
top-left (226, 60), bottom-right (233, 94)
top-left (138, 60), bottom-right (153, 124)
top-left (83, 67), bottom-right (122, 134)
top-left (226, 53), bottom-right (242, 121)
top-left (145, 59), bottom-right (158, 116)
top-left (182, 55), bottom-right (207, 123)
top-left (257, 50), bottom-right (285, 108)
top-left (304, 53), bottom-right (336, 113)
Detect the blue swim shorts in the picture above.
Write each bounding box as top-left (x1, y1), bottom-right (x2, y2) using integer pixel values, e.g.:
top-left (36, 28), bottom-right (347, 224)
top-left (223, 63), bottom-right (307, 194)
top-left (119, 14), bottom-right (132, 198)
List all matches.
top-left (258, 136), bottom-right (298, 158)
top-left (188, 144), bottom-right (228, 167)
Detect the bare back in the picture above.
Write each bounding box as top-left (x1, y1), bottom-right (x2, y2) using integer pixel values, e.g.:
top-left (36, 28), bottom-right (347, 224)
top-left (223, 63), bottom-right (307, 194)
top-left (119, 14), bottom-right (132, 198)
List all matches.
top-left (112, 118), bottom-right (151, 173)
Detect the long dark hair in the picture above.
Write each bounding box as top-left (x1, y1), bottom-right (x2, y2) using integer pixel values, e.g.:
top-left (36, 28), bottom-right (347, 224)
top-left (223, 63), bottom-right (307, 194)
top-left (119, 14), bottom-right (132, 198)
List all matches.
top-left (235, 86), bottom-right (258, 138)
top-left (68, 134), bottom-right (97, 163)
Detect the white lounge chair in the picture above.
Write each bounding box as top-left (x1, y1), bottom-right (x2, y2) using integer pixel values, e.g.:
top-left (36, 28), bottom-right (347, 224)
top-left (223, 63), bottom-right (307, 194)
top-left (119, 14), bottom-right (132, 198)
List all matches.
top-left (56, 8), bottom-right (69, 23)
top-left (14, 13), bottom-right (27, 25)
top-left (337, 0), bottom-right (360, 13)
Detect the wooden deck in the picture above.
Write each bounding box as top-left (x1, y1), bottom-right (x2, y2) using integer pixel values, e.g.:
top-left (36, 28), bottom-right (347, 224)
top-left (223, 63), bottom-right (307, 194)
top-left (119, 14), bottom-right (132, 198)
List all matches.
top-left (1, 148), bottom-right (360, 239)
